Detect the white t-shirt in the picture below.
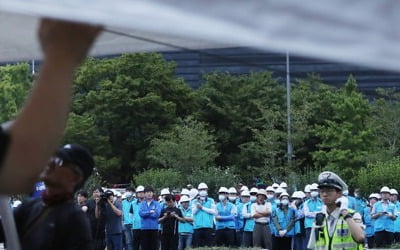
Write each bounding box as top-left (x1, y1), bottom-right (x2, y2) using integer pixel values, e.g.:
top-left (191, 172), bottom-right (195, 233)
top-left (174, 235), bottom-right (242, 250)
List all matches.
top-left (250, 201), bottom-right (272, 223)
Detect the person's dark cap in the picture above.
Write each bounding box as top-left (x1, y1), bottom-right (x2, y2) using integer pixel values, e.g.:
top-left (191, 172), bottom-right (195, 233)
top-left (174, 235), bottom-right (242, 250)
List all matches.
top-left (55, 144), bottom-right (94, 183)
top-left (144, 186), bottom-right (154, 193)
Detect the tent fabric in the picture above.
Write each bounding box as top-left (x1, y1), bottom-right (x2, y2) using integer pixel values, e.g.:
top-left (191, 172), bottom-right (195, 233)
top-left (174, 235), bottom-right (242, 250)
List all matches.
top-left (1, 0), bottom-right (400, 71)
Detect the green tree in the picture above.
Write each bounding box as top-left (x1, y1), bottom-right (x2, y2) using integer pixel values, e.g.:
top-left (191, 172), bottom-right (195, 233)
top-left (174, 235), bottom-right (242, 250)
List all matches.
top-left (147, 116), bottom-right (219, 173)
top-left (290, 75), bottom-right (336, 175)
top-left (356, 157), bottom-right (400, 195)
top-left (196, 72), bottom-right (285, 176)
top-left (367, 88), bottom-right (400, 162)
top-left (133, 168), bottom-right (183, 192)
top-left (70, 53), bottom-right (196, 183)
top-left (312, 76), bottom-right (374, 183)
top-left (186, 166), bottom-right (239, 197)
top-left (0, 63), bottom-right (31, 121)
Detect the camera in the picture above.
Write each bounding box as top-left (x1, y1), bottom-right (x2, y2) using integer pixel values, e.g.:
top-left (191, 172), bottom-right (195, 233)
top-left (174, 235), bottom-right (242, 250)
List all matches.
top-left (100, 190), bottom-right (114, 202)
top-left (315, 212), bottom-right (325, 227)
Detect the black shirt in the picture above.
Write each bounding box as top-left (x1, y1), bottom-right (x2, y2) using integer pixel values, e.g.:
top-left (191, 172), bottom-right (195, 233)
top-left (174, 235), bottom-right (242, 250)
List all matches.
top-left (0, 198), bottom-right (93, 250)
top-left (0, 127), bottom-right (10, 170)
top-left (86, 199), bottom-right (106, 239)
top-left (159, 207), bottom-right (182, 235)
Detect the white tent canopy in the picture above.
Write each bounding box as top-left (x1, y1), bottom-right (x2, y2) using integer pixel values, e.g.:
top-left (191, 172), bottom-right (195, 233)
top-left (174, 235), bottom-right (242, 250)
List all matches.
top-left (1, 0), bottom-right (400, 72)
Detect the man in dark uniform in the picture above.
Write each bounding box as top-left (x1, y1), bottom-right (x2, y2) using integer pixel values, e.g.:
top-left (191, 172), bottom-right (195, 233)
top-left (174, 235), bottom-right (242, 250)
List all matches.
top-left (0, 143), bottom-right (95, 249)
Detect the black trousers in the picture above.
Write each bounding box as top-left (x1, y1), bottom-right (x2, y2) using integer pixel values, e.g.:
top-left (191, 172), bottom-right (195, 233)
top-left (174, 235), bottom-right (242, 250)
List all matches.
top-left (242, 231), bottom-right (253, 247)
top-left (193, 228), bottom-right (213, 247)
top-left (160, 233), bottom-right (179, 250)
top-left (366, 236), bottom-right (374, 249)
top-left (375, 230), bottom-right (394, 247)
top-left (132, 229), bottom-right (141, 250)
top-left (395, 232), bottom-right (400, 243)
top-left (215, 228), bottom-right (235, 247)
top-left (274, 236), bottom-right (292, 250)
top-left (141, 229), bottom-right (158, 250)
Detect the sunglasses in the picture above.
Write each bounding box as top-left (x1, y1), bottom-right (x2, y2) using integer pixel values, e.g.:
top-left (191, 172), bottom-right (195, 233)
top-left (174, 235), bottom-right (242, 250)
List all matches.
top-left (48, 157), bottom-right (82, 176)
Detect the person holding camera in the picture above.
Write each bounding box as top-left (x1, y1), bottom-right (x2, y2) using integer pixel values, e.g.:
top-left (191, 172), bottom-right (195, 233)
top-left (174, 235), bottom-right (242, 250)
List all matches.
top-left (307, 171), bottom-right (365, 249)
top-left (159, 194), bottom-right (185, 250)
top-left (103, 190), bottom-right (123, 250)
top-left (86, 186), bottom-right (107, 250)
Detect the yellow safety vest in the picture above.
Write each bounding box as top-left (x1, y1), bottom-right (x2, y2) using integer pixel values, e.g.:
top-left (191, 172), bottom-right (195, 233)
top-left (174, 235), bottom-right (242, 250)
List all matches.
top-left (314, 214), bottom-right (363, 250)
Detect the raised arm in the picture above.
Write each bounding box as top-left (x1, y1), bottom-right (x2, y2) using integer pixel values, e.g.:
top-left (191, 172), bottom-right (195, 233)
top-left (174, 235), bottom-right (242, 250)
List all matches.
top-left (0, 19), bottom-right (101, 194)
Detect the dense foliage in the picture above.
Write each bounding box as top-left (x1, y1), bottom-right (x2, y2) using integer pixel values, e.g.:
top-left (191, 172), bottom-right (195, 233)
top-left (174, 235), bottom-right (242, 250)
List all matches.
top-left (1, 54), bottom-right (400, 194)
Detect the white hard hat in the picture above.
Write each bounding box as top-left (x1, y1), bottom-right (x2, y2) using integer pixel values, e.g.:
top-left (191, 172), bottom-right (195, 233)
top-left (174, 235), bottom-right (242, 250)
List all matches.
top-left (198, 183), bottom-right (208, 189)
top-left (181, 188), bottom-right (190, 196)
top-left (257, 189), bottom-right (267, 197)
top-left (240, 186), bottom-right (249, 192)
top-left (189, 188), bottom-right (199, 200)
top-left (297, 191), bottom-right (306, 199)
top-left (280, 182), bottom-right (288, 188)
top-left (114, 191), bottom-right (122, 197)
top-left (291, 191), bottom-right (303, 199)
top-left (218, 187), bottom-right (229, 193)
top-left (276, 187), bottom-right (285, 194)
top-left (180, 195), bottom-right (190, 203)
top-left (272, 183), bottom-right (279, 189)
top-left (266, 186), bottom-right (275, 192)
top-left (228, 187), bottom-right (237, 194)
top-left (369, 193), bottom-right (380, 199)
top-left (304, 184), bottom-right (311, 193)
top-left (241, 190), bottom-right (250, 197)
top-left (380, 186), bottom-right (390, 193)
top-left (136, 185), bottom-right (145, 192)
top-left (250, 187), bottom-right (259, 194)
top-left (390, 188), bottom-right (398, 195)
top-left (310, 183), bottom-right (319, 191)
top-left (160, 188), bottom-right (170, 195)
top-left (280, 192), bottom-right (290, 198)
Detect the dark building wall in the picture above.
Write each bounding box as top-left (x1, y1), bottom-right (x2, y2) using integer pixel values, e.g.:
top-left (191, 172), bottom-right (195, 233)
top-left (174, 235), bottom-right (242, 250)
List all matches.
top-left (162, 47), bottom-right (400, 97)
top-left (3, 47), bottom-right (400, 97)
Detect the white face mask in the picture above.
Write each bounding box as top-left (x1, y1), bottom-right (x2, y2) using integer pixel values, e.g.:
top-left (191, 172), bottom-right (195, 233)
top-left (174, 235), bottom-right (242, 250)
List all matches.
top-left (275, 199), bottom-right (281, 205)
top-left (311, 191), bottom-right (319, 198)
top-left (228, 197), bottom-right (236, 202)
top-left (343, 190), bottom-right (349, 196)
top-left (218, 195), bottom-right (226, 201)
top-left (125, 192), bottom-right (132, 198)
top-left (199, 191), bottom-right (207, 197)
top-left (281, 199), bottom-right (289, 205)
top-left (250, 196), bottom-right (257, 202)
top-left (267, 194), bottom-right (274, 200)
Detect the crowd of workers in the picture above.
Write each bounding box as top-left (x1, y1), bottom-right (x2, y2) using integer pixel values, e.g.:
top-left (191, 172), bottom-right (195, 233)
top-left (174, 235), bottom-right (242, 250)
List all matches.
top-left (70, 173), bottom-right (399, 250)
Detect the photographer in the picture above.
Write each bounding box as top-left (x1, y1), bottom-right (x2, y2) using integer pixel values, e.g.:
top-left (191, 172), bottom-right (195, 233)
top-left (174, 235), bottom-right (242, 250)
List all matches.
top-left (86, 186), bottom-right (107, 250)
top-left (104, 190), bottom-right (123, 250)
top-left (159, 194), bottom-right (185, 250)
